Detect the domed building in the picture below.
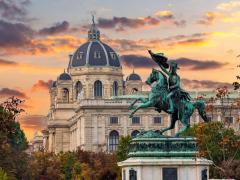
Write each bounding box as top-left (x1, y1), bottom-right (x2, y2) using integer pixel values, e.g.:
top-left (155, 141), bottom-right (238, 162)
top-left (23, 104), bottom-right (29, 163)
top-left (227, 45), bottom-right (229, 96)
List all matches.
top-left (43, 19), bottom-right (164, 153)
top-left (42, 18), bottom-right (240, 153)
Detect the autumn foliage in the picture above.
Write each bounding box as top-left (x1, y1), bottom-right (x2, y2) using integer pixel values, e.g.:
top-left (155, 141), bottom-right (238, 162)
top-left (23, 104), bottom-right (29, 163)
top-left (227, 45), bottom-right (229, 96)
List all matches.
top-left (182, 122), bottom-right (240, 179)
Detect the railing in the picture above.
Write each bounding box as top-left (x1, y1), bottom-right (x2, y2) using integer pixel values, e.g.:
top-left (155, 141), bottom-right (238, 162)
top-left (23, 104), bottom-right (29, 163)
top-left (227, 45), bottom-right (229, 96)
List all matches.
top-left (78, 99), bottom-right (134, 107)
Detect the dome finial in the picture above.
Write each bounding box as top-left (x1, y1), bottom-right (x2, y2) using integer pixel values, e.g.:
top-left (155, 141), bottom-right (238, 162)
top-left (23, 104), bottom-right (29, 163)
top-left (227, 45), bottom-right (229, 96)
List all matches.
top-left (92, 14), bottom-right (95, 25)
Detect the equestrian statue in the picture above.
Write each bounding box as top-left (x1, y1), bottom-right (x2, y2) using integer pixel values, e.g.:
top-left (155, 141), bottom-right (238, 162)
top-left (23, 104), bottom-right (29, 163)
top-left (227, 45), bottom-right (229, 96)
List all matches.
top-left (129, 50), bottom-right (209, 137)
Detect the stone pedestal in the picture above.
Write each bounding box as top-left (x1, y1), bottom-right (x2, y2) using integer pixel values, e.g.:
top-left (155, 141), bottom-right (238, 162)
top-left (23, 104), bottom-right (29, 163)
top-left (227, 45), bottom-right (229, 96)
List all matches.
top-left (119, 158), bottom-right (212, 180)
top-left (118, 131), bottom-right (212, 180)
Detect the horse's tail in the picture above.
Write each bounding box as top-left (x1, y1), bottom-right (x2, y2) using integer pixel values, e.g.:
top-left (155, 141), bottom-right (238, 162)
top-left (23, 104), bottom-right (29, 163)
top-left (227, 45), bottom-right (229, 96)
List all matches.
top-left (193, 100), bottom-right (209, 122)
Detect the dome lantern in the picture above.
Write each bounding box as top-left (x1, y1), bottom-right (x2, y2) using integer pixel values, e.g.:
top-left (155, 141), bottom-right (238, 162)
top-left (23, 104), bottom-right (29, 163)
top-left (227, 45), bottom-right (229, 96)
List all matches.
top-left (88, 15), bottom-right (100, 41)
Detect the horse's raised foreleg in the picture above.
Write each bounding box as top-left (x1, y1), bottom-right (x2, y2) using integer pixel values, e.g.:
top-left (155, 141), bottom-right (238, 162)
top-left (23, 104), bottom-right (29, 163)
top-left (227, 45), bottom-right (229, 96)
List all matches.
top-left (159, 112), bottom-right (178, 135)
top-left (129, 101), bottom-right (153, 118)
top-left (129, 97), bottom-right (148, 110)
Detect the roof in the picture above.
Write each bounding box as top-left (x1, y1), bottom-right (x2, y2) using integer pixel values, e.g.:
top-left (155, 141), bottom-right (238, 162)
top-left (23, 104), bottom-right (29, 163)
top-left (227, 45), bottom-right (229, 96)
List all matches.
top-left (126, 73), bottom-right (142, 81)
top-left (59, 72), bottom-right (71, 81)
top-left (70, 41), bottom-right (120, 68)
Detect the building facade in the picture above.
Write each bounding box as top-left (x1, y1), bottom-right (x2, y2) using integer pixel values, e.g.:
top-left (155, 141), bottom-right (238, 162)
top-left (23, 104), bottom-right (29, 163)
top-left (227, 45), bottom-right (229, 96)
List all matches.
top-left (42, 20), bottom-right (240, 153)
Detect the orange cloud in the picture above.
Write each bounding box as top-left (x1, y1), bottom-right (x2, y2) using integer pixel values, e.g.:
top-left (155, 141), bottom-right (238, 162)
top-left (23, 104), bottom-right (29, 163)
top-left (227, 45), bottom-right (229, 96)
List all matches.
top-left (217, 0), bottom-right (240, 11)
top-left (0, 88), bottom-right (28, 99)
top-left (102, 32), bottom-right (212, 54)
top-left (19, 114), bottom-right (47, 140)
top-left (32, 80), bottom-right (53, 92)
top-left (197, 11), bottom-right (224, 25)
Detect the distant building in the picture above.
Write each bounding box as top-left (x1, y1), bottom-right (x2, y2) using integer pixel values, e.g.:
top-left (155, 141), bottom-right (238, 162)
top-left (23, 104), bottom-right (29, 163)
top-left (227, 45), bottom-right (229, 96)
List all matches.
top-left (40, 19), bottom-right (240, 153)
top-left (30, 131), bottom-right (43, 152)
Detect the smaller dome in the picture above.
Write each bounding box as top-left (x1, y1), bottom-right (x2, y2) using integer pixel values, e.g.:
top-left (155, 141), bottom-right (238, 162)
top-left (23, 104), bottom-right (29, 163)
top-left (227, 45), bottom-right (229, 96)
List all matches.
top-left (126, 73), bottom-right (141, 81)
top-left (59, 72), bottom-right (71, 81)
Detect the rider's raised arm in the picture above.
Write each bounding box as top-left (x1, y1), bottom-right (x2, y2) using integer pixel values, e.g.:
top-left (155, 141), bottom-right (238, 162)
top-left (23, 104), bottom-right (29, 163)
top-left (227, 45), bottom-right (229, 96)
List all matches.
top-left (159, 64), bottom-right (170, 76)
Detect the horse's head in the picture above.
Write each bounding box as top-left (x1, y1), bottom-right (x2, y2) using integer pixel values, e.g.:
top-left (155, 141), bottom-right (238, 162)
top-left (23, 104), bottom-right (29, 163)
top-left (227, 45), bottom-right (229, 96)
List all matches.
top-left (145, 68), bottom-right (159, 85)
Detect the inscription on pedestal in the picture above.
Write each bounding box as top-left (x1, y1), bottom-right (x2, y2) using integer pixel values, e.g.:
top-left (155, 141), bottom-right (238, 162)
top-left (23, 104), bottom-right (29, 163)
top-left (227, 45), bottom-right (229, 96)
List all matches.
top-left (163, 168), bottom-right (177, 180)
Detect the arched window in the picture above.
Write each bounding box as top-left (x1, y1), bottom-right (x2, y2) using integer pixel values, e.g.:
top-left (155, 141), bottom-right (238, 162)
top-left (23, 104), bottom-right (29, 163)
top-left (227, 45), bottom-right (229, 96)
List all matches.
top-left (62, 88), bottom-right (69, 102)
top-left (94, 80), bottom-right (103, 98)
top-left (109, 130), bottom-right (119, 152)
top-left (131, 130), bottom-right (140, 138)
top-left (75, 81), bottom-right (82, 99)
top-left (112, 81), bottom-right (118, 96)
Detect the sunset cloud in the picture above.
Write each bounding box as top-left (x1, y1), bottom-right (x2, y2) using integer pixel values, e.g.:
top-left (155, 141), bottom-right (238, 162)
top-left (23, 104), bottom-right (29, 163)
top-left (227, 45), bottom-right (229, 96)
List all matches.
top-left (38, 21), bottom-right (70, 35)
top-left (217, 0), bottom-right (240, 11)
top-left (173, 58), bottom-right (228, 70)
top-left (32, 80), bottom-right (53, 91)
top-left (0, 58), bottom-right (18, 66)
top-left (0, 0), bottom-right (31, 22)
top-left (19, 114), bottom-right (47, 129)
top-left (103, 32), bottom-right (211, 53)
top-left (120, 54), bottom-right (228, 70)
top-left (97, 11), bottom-right (185, 31)
top-left (182, 79), bottom-right (232, 90)
top-left (0, 20), bottom-right (34, 48)
top-left (19, 114), bottom-right (47, 139)
top-left (197, 12), bottom-right (223, 25)
top-left (0, 88), bottom-right (28, 99)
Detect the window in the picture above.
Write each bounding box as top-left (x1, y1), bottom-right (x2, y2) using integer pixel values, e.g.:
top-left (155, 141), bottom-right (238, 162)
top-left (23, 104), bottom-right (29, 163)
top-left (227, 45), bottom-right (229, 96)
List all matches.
top-left (225, 116), bottom-right (233, 124)
top-left (94, 51), bottom-right (101, 59)
top-left (201, 169), bottom-right (207, 180)
top-left (132, 117), bottom-right (140, 124)
top-left (163, 168), bottom-right (177, 180)
top-left (110, 52), bottom-right (116, 59)
top-left (113, 81), bottom-right (118, 96)
top-left (109, 130), bottom-right (119, 152)
top-left (62, 88), bottom-right (69, 102)
top-left (110, 117), bottom-right (118, 124)
top-left (207, 116), bottom-right (212, 121)
top-left (77, 52), bottom-right (83, 59)
top-left (153, 117), bottom-right (162, 124)
top-left (131, 130), bottom-right (140, 138)
top-left (94, 80), bottom-right (103, 98)
top-left (129, 169), bottom-right (137, 180)
top-left (75, 81), bottom-right (82, 100)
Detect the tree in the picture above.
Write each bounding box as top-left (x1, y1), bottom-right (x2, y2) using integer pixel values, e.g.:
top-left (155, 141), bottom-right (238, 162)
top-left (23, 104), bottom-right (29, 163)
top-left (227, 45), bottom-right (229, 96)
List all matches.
top-left (0, 97), bottom-right (29, 179)
top-left (116, 135), bottom-right (132, 162)
top-left (0, 97), bottom-right (28, 150)
top-left (182, 122), bottom-right (240, 179)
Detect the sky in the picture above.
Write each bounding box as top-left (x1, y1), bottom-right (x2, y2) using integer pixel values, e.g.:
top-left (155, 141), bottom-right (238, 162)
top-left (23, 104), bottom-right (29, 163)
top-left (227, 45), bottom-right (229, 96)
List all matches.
top-left (0, 0), bottom-right (239, 140)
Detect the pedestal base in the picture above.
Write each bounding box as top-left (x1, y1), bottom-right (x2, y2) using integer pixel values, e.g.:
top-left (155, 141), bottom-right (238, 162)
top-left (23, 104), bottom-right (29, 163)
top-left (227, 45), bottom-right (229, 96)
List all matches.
top-left (118, 157), bottom-right (212, 180)
top-left (118, 134), bottom-right (213, 180)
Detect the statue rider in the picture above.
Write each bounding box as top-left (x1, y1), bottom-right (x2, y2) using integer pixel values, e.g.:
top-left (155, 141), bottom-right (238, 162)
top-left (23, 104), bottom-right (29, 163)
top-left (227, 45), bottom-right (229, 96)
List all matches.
top-left (148, 50), bottom-right (188, 114)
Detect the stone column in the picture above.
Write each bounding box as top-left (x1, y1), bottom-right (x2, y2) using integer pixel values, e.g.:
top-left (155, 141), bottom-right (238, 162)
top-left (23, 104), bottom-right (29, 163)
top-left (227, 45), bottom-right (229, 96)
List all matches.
top-left (93, 115), bottom-right (98, 151)
top-left (77, 121), bottom-right (80, 148)
top-left (123, 115), bottom-right (128, 136)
